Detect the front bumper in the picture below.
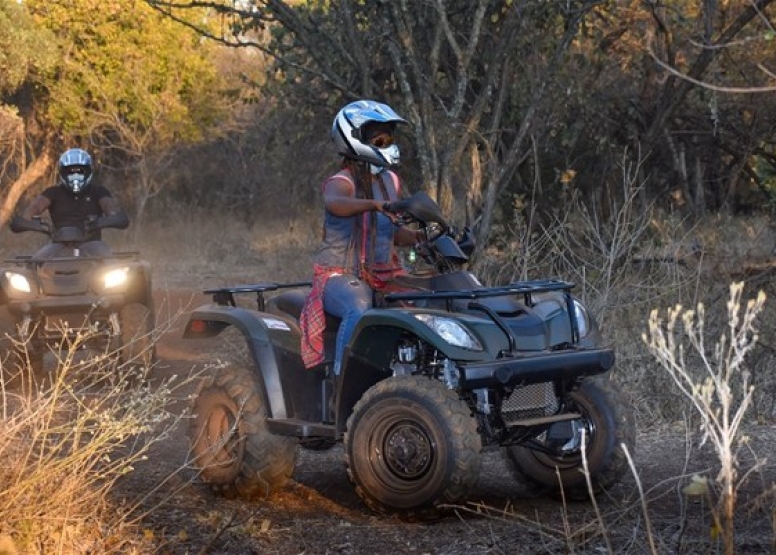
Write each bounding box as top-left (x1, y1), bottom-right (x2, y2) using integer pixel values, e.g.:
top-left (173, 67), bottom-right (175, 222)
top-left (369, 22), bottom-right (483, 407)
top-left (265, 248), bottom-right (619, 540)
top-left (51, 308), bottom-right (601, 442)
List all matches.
top-left (6, 293), bottom-right (128, 316)
top-left (460, 347), bottom-right (614, 389)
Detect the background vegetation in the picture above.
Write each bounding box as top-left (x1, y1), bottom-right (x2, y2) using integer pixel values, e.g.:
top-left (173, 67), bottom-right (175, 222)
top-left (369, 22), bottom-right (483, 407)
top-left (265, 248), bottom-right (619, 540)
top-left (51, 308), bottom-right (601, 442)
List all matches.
top-left (4, 0), bottom-right (776, 414)
top-left (2, 1), bottom-right (776, 552)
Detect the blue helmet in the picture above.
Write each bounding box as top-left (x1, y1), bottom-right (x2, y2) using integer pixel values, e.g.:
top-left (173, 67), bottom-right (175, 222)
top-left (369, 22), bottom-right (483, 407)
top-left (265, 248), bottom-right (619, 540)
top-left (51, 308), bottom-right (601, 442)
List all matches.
top-left (331, 100), bottom-right (407, 167)
top-left (58, 148), bottom-right (93, 194)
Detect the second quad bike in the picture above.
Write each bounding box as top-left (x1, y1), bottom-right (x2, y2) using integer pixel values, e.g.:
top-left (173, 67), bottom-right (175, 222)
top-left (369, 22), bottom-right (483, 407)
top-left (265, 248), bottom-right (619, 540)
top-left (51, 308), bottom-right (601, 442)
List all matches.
top-left (184, 192), bottom-right (635, 519)
top-left (0, 216), bottom-right (155, 383)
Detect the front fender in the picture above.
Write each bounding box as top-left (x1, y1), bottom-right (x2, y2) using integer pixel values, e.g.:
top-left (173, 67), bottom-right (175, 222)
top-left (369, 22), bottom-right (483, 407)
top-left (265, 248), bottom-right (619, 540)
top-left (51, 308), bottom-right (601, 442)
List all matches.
top-left (348, 308), bottom-right (490, 364)
top-left (184, 303), bottom-right (301, 419)
top-left (336, 308), bottom-right (491, 431)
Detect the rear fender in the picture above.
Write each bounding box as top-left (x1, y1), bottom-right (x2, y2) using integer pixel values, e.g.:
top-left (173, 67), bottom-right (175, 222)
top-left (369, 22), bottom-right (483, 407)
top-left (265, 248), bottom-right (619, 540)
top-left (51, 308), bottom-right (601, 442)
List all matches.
top-left (184, 304), bottom-right (301, 419)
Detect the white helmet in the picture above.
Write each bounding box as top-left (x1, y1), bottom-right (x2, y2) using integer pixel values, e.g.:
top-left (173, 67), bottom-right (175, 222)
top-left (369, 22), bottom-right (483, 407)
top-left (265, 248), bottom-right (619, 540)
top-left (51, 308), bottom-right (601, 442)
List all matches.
top-left (58, 148), bottom-right (93, 194)
top-left (331, 100), bottom-right (407, 168)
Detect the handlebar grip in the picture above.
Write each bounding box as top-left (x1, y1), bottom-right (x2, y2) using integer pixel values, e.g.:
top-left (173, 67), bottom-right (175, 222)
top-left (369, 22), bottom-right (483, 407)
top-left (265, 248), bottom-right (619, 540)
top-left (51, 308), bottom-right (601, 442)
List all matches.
top-left (10, 216), bottom-right (46, 234)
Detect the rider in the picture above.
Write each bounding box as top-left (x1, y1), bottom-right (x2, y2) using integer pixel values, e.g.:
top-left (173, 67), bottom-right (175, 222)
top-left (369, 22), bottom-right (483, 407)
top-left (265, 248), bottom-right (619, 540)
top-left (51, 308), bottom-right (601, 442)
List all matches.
top-left (13, 148), bottom-right (129, 257)
top-left (300, 99), bottom-right (421, 374)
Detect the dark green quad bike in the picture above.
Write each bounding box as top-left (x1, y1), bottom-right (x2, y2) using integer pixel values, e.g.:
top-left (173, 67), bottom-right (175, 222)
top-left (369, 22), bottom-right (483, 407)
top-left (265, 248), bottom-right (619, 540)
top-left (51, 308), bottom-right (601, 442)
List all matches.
top-left (0, 217), bottom-right (155, 386)
top-left (184, 192), bottom-right (635, 520)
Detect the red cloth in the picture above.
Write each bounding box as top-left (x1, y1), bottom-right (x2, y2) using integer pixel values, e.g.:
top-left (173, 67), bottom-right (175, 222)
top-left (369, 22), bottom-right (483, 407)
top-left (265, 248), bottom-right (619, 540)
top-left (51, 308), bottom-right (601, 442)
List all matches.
top-left (299, 265), bottom-right (344, 369)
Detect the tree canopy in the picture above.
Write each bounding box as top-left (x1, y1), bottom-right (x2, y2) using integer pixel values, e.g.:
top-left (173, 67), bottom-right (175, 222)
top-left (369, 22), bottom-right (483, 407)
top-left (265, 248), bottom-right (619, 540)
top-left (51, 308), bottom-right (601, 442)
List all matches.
top-left (3, 0), bottom-right (776, 245)
top-left (0, 0), bottom-right (234, 227)
top-left (144, 0), bottom-right (776, 249)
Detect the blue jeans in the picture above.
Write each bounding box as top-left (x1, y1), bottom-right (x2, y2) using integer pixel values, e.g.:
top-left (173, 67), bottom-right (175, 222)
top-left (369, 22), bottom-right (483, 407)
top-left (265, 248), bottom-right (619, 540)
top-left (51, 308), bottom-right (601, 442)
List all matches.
top-left (323, 274), bottom-right (373, 374)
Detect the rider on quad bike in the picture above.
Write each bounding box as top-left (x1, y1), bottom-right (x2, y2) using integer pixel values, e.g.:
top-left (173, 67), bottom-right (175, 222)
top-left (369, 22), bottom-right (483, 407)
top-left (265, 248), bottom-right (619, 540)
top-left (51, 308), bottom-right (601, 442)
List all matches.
top-left (19, 148), bottom-right (129, 251)
top-left (184, 102), bottom-right (635, 520)
top-left (300, 99), bottom-right (422, 375)
top-left (0, 148), bottom-right (154, 385)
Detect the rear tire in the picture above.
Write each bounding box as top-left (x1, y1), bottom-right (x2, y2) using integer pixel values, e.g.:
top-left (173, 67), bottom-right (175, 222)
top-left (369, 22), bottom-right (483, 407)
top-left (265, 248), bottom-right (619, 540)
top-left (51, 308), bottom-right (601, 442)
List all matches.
top-left (189, 363), bottom-right (297, 498)
top-left (344, 376), bottom-right (482, 520)
top-left (504, 377), bottom-right (634, 500)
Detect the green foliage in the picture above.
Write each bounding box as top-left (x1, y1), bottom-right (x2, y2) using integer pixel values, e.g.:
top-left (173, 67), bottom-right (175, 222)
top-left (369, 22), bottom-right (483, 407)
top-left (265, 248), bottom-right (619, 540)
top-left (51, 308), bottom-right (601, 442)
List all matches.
top-left (26, 0), bottom-right (227, 147)
top-left (0, 0), bottom-right (57, 96)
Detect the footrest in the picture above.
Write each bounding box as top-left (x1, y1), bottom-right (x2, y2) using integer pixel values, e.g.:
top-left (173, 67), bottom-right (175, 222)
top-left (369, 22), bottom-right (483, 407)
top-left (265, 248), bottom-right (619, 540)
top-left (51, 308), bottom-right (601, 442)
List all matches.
top-left (266, 418), bottom-right (337, 439)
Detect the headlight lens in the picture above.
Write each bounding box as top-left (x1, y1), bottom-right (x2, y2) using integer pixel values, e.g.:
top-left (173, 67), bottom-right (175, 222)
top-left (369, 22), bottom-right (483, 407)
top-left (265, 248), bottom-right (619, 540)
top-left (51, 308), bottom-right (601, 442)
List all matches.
top-left (103, 267), bottom-right (129, 289)
top-left (572, 299), bottom-right (590, 338)
top-left (413, 314), bottom-right (483, 350)
top-left (6, 271), bottom-right (31, 293)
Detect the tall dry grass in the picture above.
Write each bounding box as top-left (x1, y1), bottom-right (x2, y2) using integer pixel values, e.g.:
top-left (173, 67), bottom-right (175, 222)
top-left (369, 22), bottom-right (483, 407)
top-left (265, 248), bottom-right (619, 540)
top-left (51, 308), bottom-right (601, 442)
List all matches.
top-left (644, 282), bottom-right (766, 555)
top-left (0, 320), bottom-right (196, 554)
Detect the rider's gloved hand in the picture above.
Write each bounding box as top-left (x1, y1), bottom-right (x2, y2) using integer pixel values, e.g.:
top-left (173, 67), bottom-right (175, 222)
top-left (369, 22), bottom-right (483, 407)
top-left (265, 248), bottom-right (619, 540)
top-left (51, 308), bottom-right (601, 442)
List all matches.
top-left (10, 216), bottom-right (27, 233)
top-left (96, 211), bottom-right (129, 230)
top-left (10, 216), bottom-right (46, 234)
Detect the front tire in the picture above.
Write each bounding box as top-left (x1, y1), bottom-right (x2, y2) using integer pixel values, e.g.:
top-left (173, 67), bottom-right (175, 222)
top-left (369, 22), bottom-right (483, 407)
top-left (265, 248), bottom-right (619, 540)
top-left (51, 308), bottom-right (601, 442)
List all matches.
top-left (0, 307), bottom-right (45, 390)
top-left (344, 376), bottom-right (482, 520)
top-left (119, 302), bottom-right (156, 370)
top-left (504, 376), bottom-right (635, 500)
top-left (189, 363), bottom-right (297, 498)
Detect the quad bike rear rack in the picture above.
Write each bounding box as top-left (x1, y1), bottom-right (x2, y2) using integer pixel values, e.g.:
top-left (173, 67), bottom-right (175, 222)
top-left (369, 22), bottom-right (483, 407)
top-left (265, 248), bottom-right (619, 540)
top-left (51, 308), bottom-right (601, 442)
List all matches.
top-left (204, 281), bottom-right (312, 311)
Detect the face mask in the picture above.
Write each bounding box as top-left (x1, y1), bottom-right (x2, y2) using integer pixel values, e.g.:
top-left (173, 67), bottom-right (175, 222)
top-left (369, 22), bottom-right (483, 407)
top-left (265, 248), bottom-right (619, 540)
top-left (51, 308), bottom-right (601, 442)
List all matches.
top-left (67, 173), bottom-right (86, 193)
top-left (369, 144), bottom-right (401, 174)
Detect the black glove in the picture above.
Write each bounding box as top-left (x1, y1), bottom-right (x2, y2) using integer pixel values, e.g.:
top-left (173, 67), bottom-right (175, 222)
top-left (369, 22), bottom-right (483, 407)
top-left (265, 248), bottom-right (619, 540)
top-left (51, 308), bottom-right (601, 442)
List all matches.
top-left (96, 211), bottom-right (129, 230)
top-left (10, 216), bottom-right (46, 234)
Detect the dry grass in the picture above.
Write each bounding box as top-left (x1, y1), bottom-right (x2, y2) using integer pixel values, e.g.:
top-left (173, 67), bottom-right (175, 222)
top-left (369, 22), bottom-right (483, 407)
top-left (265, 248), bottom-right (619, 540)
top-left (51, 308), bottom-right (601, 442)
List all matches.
top-left (133, 207), bottom-right (319, 289)
top-left (0, 314), bottom-right (198, 554)
top-left (643, 282), bottom-right (766, 555)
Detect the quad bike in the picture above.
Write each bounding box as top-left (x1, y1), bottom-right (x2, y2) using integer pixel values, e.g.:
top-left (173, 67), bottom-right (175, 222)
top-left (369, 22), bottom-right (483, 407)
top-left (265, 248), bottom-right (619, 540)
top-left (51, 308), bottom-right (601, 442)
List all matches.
top-left (184, 192), bottom-right (635, 519)
top-left (0, 216), bottom-right (155, 384)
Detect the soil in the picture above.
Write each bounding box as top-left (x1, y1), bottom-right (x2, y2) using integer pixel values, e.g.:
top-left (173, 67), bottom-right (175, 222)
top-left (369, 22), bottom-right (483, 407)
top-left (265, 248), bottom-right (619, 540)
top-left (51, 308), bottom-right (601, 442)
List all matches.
top-left (113, 289), bottom-right (776, 555)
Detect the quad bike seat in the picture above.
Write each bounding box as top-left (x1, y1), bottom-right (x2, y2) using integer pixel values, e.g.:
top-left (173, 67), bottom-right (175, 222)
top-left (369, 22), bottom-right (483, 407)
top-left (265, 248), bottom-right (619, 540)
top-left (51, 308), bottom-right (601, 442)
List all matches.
top-left (270, 289), bottom-right (340, 366)
top-left (271, 289), bottom-right (341, 331)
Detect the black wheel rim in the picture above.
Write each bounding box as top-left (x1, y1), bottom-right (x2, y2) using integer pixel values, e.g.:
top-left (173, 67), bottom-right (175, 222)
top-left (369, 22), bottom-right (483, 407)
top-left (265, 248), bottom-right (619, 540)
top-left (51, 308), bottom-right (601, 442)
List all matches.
top-left (383, 419), bottom-right (433, 480)
top-left (369, 415), bottom-right (436, 488)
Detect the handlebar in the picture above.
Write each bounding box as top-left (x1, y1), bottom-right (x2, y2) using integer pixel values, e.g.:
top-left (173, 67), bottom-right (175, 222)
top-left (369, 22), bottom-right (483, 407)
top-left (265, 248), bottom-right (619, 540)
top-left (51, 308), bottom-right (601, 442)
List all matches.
top-left (383, 191), bottom-right (451, 230)
top-left (10, 216), bottom-right (51, 235)
top-left (10, 211), bottom-right (129, 239)
top-left (381, 191), bottom-right (476, 270)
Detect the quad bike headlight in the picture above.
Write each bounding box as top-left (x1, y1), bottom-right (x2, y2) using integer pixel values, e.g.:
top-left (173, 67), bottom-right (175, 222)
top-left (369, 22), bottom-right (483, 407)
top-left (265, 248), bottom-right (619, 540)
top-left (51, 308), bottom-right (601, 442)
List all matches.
top-left (413, 314), bottom-right (483, 351)
top-left (102, 267), bottom-right (129, 289)
top-left (5, 271), bottom-right (32, 293)
top-left (572, 299), bottom-right (591, 338)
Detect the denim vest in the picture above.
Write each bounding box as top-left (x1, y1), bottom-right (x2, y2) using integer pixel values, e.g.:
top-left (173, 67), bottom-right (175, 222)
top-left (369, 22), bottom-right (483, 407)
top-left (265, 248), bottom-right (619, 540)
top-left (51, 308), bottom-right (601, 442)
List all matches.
top-left (313, 169), bottom-right (401, 273)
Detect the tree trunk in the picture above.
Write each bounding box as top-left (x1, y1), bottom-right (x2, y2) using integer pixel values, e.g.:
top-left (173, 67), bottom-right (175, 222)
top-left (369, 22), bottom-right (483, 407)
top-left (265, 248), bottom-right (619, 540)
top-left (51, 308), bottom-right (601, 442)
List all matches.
top-left (0, 152), bottom-right (53, 226)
